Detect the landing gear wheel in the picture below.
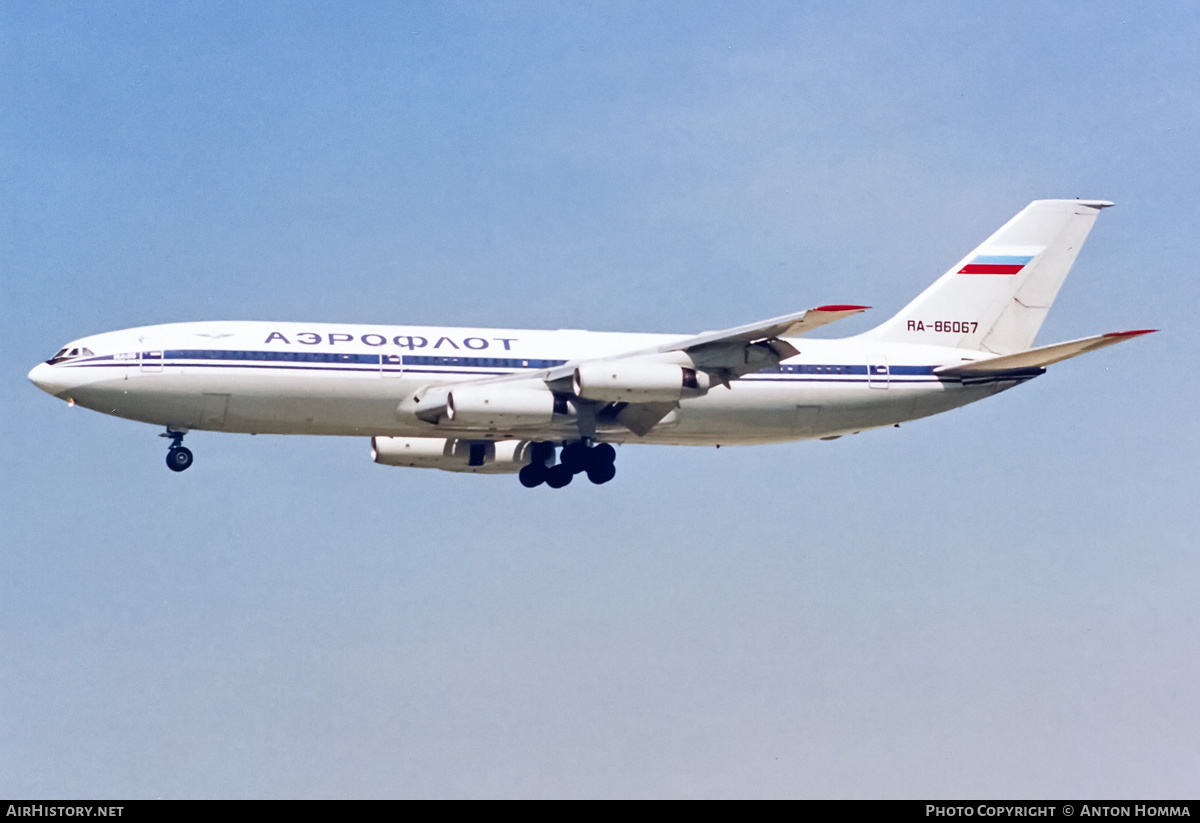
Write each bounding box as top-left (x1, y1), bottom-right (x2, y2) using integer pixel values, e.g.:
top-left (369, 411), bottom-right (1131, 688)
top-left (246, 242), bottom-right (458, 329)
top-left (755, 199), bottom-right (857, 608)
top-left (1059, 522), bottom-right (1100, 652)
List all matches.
top-left (529, 441), bottom-right (556, 465)
top-left (166, 446), bottom-right (193, 472)
top-left (586, 461), bottom-right (616, 485)
top-left (545, 464), bottom-right (574, 488)
top-left (518, 464), bottom-right (546, 488)
top-left (588, 443), bottom-right (616, 468)
top-left (560, 442), bottom-right (589, 474)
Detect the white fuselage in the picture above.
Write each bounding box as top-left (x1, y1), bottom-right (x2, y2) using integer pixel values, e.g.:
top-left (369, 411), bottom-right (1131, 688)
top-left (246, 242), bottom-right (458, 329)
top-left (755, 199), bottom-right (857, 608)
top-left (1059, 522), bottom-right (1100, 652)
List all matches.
top-left (27, 320), bottom-right (1031, 446)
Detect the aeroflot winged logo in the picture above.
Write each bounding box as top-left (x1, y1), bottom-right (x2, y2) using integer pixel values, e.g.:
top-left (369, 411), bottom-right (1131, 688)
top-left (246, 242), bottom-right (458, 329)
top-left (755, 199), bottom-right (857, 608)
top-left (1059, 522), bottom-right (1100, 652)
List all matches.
top-left (958, 254), bottom-right (1035, 275)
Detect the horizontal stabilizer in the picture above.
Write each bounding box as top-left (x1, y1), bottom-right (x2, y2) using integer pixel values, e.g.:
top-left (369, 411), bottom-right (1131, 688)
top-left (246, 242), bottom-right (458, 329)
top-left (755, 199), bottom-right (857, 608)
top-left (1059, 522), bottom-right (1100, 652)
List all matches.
top-left (934, 329), bottom-right (1156, 376)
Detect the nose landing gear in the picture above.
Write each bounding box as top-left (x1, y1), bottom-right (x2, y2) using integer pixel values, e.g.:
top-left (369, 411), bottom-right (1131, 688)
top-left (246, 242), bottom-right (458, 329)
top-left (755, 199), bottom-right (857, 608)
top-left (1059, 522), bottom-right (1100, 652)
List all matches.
top-left (160, 429), bottom-right (193, 472)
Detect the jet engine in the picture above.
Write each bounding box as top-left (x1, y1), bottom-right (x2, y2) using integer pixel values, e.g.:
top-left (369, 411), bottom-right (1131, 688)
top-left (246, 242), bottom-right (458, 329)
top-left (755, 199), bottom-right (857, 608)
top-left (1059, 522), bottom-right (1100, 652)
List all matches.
top-left (445, 384), bottom-right (557, 428)
top-left (572, 361), bottom-right (710, 403)
top-left (371, 437), bottom-right (531, 473)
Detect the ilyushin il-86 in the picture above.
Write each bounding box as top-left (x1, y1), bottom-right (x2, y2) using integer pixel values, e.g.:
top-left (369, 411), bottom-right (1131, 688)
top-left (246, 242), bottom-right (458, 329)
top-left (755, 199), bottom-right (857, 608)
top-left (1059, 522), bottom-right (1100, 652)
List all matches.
top-left (29, 199), bottom-right (1153, 489)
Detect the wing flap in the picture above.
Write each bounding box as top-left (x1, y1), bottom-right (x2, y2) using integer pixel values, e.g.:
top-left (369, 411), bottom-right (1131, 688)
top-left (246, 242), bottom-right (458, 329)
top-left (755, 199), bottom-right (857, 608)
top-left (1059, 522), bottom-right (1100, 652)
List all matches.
top-left (614, 401), bottom-right (678, 437)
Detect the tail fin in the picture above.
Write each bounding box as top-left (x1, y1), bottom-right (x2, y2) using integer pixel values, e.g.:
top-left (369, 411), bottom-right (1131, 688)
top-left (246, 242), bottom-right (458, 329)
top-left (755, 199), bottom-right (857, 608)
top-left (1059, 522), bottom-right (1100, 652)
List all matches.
top-left (864, 199), bottom-right (1114, 354)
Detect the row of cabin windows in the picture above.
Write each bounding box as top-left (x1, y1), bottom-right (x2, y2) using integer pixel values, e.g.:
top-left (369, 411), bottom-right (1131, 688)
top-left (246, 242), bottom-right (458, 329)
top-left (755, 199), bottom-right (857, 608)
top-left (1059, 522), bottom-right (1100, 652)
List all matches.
top-left (154, 350), bottom-right (570, 369)
top-left (766, 364), bottom-right (853, 375)
top-left (53, 346), bottom-right (864, 376)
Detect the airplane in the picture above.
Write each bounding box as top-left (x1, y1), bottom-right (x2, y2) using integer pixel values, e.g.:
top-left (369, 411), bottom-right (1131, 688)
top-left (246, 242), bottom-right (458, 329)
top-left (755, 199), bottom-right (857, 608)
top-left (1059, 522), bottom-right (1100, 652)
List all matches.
top-left (28, 199), bottom-right (1154, 489)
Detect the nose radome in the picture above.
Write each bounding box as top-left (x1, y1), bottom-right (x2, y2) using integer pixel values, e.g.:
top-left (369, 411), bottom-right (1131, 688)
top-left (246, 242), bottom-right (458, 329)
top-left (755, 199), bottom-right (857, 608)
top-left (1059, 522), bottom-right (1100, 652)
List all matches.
top-left (28, 362), bottom-right (67, 396)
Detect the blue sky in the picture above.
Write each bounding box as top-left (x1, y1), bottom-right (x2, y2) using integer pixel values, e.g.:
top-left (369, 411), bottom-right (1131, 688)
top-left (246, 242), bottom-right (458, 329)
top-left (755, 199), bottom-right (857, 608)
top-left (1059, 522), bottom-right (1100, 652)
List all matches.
top-left (3, 1), bottom-right (1197, 798)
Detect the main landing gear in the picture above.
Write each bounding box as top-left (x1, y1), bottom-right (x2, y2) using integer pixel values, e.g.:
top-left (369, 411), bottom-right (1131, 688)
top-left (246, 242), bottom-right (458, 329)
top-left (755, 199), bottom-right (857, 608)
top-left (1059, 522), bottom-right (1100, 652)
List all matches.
top-left (518, 440), bottom-right (616, 489)
top-left (161, 429), bottom-right (193, 472)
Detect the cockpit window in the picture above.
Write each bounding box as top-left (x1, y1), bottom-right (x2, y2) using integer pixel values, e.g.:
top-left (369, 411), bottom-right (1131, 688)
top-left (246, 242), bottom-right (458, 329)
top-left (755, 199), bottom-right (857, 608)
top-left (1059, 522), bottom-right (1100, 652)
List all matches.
top-left (46, 346), bottom-right (94, 365)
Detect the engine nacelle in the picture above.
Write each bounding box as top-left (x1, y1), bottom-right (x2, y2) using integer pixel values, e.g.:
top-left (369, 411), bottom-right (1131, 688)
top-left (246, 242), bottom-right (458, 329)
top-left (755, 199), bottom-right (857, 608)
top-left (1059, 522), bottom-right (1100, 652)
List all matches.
top-left (371, 437), bottom-right (532, 474)
top-left (445, 385), bottom-right (556, 429)
top-left (573, 361), bottom-right (710, 403)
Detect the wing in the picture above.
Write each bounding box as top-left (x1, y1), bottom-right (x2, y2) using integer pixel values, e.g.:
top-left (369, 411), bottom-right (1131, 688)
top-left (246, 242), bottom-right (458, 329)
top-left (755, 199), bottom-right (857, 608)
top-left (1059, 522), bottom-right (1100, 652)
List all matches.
top-left (399, 305), bottom-right (870, 435)
top-left (545, 304), bottom-right (870, 381)
top-left (651, 304), bottom-right (872, 353)
top-left (934, 329), bottom-right (1156, 376)
top-left (547, 304), bottom-right (870, 436)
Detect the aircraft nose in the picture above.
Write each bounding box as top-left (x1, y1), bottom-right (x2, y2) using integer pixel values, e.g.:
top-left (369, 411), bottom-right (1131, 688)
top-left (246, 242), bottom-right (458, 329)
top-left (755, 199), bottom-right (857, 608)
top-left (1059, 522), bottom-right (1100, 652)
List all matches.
top-left (28, 362), bottom-right (68, 396)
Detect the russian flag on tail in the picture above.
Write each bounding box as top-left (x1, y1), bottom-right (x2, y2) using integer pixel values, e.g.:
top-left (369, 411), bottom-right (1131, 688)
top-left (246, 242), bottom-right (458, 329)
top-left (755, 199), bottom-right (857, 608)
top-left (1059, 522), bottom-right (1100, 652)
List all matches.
top-left (958, 254), bottom-right (1034, 275)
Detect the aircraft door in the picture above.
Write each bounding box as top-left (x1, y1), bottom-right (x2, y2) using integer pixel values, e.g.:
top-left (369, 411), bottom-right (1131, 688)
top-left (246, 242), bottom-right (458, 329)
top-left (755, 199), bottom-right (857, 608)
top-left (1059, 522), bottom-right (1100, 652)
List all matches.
top-left (381, 353), bottom-right (404, 377)
top-left (140, 340), bottom-right (163, 373)
top-left (867, 355), bottom-right (889, 389)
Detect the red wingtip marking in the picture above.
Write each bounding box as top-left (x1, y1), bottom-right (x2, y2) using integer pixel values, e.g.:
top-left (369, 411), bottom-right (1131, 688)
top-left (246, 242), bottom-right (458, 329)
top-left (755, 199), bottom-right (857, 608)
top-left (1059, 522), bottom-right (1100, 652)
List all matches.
top-left (1103, 329), bottom-right (1158, 338)
top-left (958, 264), bottom-right (1024, 275)
top-left (813, 304), bottom-right (870, 312)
